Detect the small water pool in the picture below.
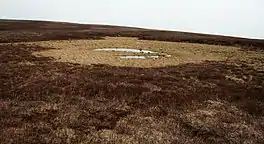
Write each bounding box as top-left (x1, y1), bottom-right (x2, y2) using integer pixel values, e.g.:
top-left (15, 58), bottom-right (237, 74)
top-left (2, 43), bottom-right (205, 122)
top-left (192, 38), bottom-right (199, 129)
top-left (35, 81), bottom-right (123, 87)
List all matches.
top-left (93, 48), bottom-right (157, 54)
top-left (120, 56), bottom-right (159, 59)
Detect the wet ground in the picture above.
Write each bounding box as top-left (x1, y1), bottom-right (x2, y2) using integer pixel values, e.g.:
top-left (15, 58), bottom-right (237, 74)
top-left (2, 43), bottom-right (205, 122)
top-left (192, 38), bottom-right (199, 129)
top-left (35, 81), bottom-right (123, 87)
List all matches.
top-left (93, 48), bottom-right (157, 54)
top-left (1, 20), bottom-right (264, 143)
top-left (94, 48), bottom-right (160, 59)
top-left (26, 37), bottom-right (261, 68)
top-left (1, 42), bottom-right (264, 144)
top-left (120, 55), bottom-right (159, 59)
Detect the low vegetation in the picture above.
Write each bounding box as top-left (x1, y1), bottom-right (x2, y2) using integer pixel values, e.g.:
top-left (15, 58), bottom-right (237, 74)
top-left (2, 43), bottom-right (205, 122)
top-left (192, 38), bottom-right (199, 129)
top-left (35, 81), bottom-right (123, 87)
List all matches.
top-left (1, 20), bottom-right (264, 144)
top-left (15, 37), bottom-right (263, 68)
top-left (1, 20), bottom-right (264, 50)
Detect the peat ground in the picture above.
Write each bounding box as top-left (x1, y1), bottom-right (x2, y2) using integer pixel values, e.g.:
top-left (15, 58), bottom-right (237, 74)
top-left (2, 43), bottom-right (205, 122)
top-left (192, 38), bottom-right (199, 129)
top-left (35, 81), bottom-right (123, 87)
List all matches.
top-left (0, 20), bottom-right (264, 143)
top-left (1, 19), bottom-right (264, 50)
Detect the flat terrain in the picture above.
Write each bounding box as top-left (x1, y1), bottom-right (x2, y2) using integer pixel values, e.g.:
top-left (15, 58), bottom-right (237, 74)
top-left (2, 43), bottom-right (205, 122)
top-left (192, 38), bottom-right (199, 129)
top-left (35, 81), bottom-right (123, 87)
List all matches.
top-left (1, 20), bottom-right (264, 144)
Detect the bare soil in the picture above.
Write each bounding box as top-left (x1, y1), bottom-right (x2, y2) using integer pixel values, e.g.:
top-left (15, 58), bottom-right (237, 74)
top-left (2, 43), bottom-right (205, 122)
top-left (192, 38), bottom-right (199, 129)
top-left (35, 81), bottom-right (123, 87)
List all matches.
top-left (1, 20), bottom-right (264, 144)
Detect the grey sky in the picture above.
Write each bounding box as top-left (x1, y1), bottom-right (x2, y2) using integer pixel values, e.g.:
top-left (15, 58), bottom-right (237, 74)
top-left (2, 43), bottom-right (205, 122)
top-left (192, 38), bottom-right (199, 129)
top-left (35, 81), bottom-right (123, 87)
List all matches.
top-left (1, 0), bottom-right (263, 38)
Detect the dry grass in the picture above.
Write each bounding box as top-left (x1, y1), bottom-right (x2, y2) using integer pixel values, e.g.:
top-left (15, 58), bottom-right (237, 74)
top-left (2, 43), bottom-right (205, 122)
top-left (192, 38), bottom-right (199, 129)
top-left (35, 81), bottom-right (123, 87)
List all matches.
top-left (1, 36), bottom-right (264, 143)
top-left (12, 37), bottom-right (263, 68)
top-left (1, 20), bottom-right (264, 143)
top-left (181, 100), bottom-right (264, 143)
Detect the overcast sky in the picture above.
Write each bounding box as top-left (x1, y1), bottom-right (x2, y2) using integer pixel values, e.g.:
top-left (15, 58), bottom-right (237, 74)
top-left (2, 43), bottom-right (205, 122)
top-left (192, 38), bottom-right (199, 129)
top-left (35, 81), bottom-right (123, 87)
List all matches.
top-left (1, 0), bottom-right (263, 39)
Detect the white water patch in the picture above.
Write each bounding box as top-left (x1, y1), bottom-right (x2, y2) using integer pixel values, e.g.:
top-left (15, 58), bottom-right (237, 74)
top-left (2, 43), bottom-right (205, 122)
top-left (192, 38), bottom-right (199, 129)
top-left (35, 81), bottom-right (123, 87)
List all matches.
top-left (93, 48), bottom-right (157, 54)
top-left (120, 56), bottom-right (159, 59)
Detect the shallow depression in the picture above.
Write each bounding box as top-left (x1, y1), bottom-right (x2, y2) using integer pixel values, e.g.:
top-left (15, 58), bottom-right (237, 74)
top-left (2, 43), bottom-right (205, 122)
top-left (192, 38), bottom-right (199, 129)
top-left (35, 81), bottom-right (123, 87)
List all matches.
top-left (120, 56), bottom-right (159, 59)
top-left (93, 48), bottom-right (157, 54)
top-left (30, 37), bottom-right (235, 67)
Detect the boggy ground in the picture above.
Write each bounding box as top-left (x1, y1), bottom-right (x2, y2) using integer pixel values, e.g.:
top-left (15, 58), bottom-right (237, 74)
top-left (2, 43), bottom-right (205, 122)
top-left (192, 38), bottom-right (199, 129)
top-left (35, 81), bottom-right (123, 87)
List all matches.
top-left (1, 41), bottom-right (264, 143)
top-left (17, 37), bottom-right (264, 68)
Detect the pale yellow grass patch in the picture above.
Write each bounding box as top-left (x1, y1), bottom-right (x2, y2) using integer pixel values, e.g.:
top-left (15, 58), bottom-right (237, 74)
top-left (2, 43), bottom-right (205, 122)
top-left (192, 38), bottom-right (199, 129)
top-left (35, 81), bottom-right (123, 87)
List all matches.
top-left (18, 37), bottom-right (264, 68)
top-left (225, 75), bottom-right (246, 84)
top-left (18, 61), bottom-right (36, 66)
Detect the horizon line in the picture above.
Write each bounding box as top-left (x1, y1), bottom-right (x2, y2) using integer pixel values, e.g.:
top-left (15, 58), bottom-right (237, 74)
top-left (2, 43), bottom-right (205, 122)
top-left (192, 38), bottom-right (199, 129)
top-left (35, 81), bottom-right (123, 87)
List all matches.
top-left (1, 17), bottom-right (263, 40)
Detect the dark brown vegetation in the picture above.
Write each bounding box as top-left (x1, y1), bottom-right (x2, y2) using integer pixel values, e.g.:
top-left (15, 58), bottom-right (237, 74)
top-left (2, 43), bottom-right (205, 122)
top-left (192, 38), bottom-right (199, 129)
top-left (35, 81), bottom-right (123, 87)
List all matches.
top-left (1, 19), bottom-right (264, 50)
top-left (1, 43), bottom-right (264, 144)
top-left (1, 20), bottom-right (264, 143)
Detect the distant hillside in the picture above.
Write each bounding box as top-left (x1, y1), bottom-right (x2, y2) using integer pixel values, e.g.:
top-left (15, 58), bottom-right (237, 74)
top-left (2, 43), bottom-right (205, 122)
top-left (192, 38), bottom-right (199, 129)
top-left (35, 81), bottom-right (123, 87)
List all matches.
top-left (0, 19), bottom-right (145, 31)
top-left (0, 19), bottom-right (263, 50)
